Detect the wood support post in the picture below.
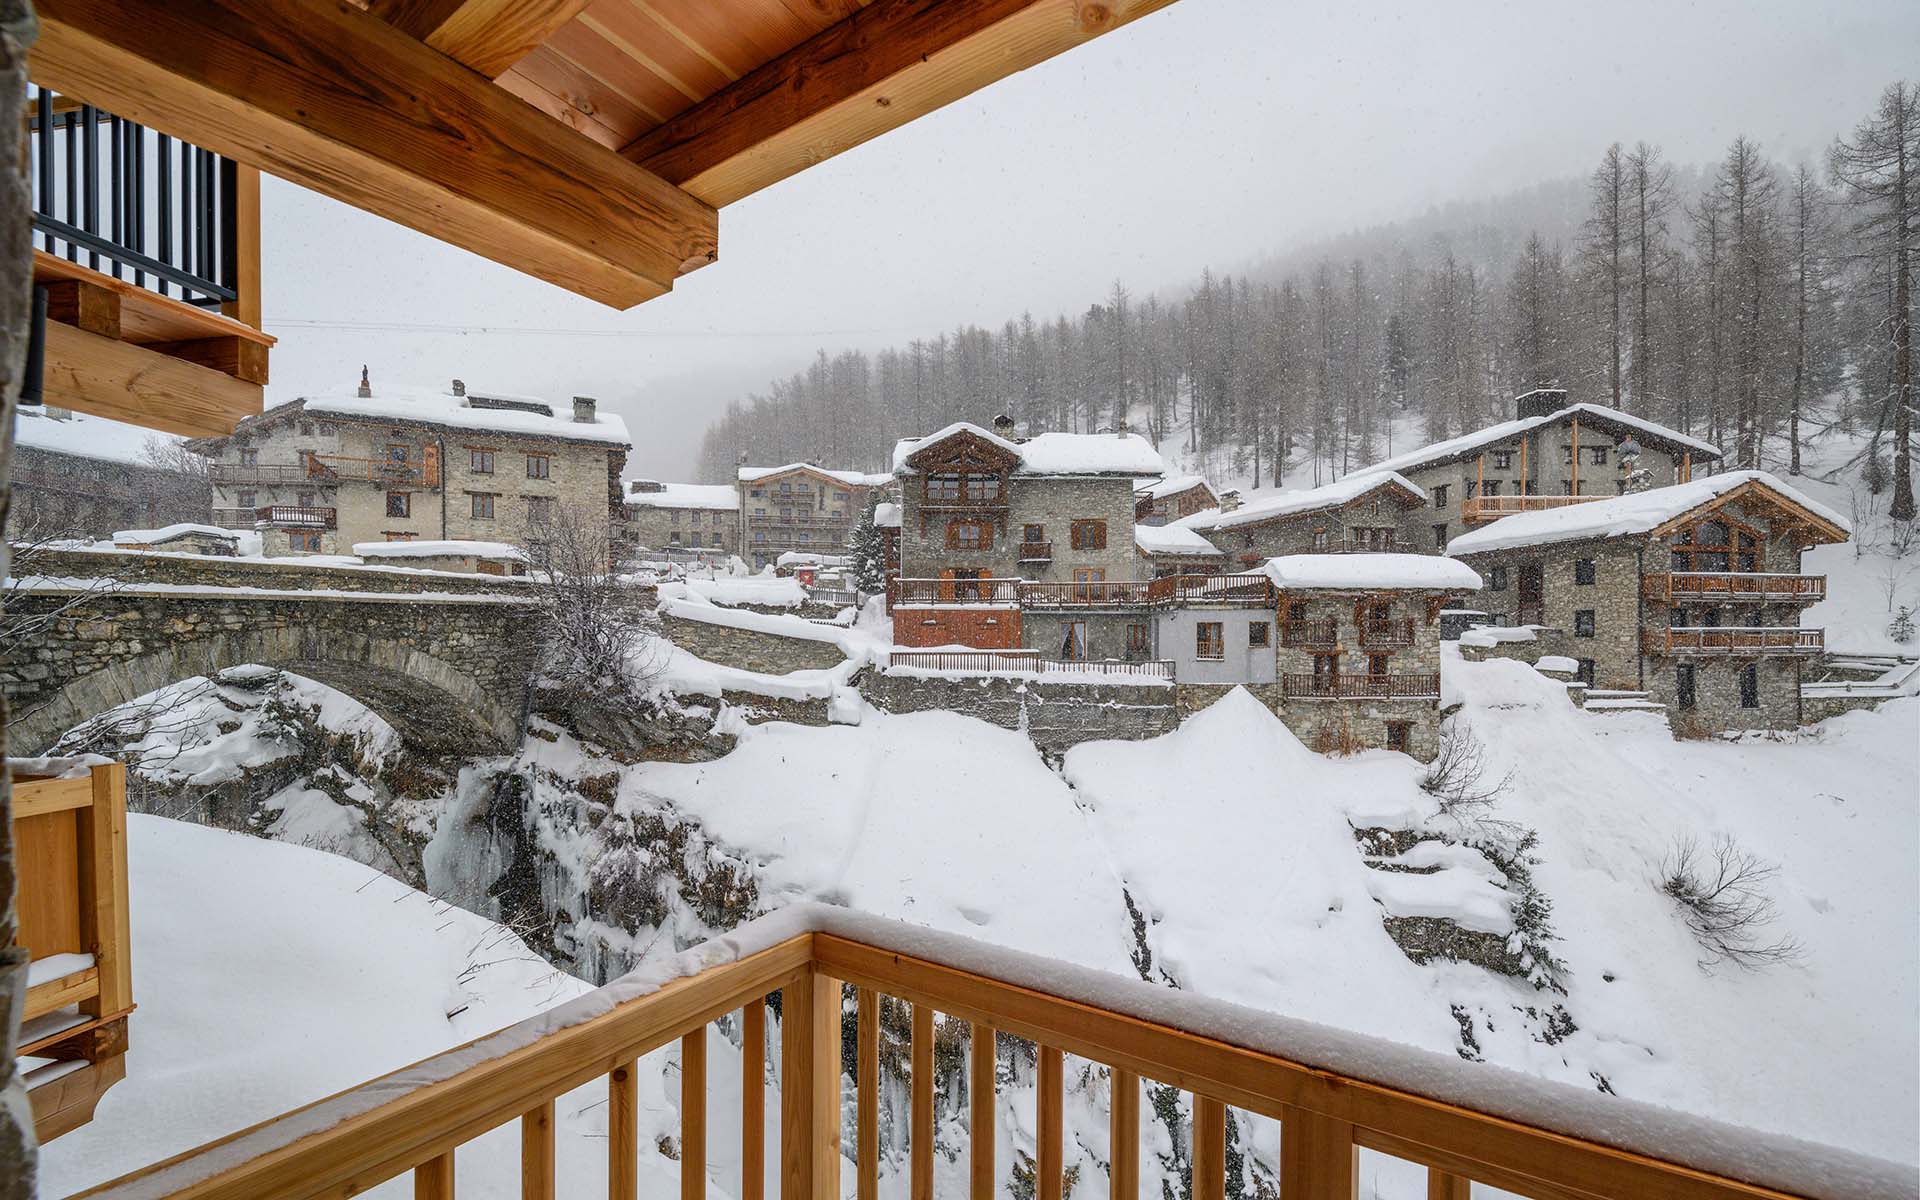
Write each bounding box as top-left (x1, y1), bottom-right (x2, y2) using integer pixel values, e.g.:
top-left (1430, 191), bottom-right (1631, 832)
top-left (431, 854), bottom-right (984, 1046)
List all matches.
top-left (219, 163), bottom-right (261, 329)
top-left (1426, 1168), bottom-right (1471, 1200)
top-left (857, 989), bottom-right (879, 1200)
top-left (1572, 416), bottom-right (1581, 495)
top-left (911, 1002), bottom-right (934, 1200)
top-left (41, 277), bottom-right (119, 338)
top-left (971, 1024), bottom-right (997, 1200)
top-left (1192, 1097), bottom-right (1225, 1200)
top-left (79, 764), bottom-right (130, 1019)
top-left (1108, 1068), bottom-right (1137, 1200)
top-left (1279, 1105), bottom-right (1356, 1200)
top-left (1037, 1046), bottom-right (1063, 1200)
top-left (781, 970), bottom-right (841, 1200)
top-left (413, 1152), bottom-right (453, 1200)
top-left (521, 1099), bottom-right (555, 1200)
top-left (743, 1000), bottom-right (765, 1200)
top-left (683, 1029), bottom-right (707, 1200)
top-left (610, 1059), bottom-right (638, 1200)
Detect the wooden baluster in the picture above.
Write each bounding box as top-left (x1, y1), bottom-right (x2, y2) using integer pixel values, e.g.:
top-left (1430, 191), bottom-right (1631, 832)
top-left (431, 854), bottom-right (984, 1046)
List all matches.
top-left (683, 1029), bottom-right (708, 1200)
top-left (857, 990), bottom-right (880, 1200)
top-left (1279, 1105), bottom-right (1356, 1200)
top-left (415, 1151), bottom-right (454, 1199)
top-left (522, 1099), bottom-right (555, 1200)
top-left (782, 970), bottom-right (842, 1200)
top-left (1108, 1068), bottom-right (1137, 1200)
top-left (1427, 1169), bottom-right (1471, 1200)
top-left (611, 1059), bottom-right (638, 1200)
top-left (912, 1002), bottom-right (935, 1200)
top-left (1037, 1046), bottom-right (1063, 1200)
top-left (1192, 1097), bottom-right (1225, 1200)
top-left (743, 1000), bottom-right (766, 1200)
top-left (971, 1023), bottom-right (997, 1200)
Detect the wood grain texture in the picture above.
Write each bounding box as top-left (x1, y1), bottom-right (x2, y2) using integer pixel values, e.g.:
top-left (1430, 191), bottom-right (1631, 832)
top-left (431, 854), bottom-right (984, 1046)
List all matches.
top-left (26, 967), bottom-right (99, 1021)
top-left (33, 250), bottom-right (274, 347)
top-left (81, 764), bottom-right (133, 1017)
top-left (41, 277), bottom-right (121, 338)
top-left (1108, 1067), bottom-right (1138, 1200)
top-left (741, 1000), bottom-right (766, 1200)
top-left (412, 1152), bottom-right (453, 1200)
top-left (371, 0), bottom-right (597, 78)
top-left (911, 1002), bottom-right (934, 1200)
top-left (32, 0), bottom-right (717, 308)
top-left (611, 1060), bottom-right (639, 1200)
top-left (1427, 1169), bottom-right (1471, 1200)
top-left (11, 776), bottom-right (92, 820)
top-left (1278, 1106), bottom-right (1355, 1200)
top-left (13, 811), bottom-right (83, 962)
top-left (146, 337), bottom-right (270, 385)
top-left (38, 320), bottom-right (263, 438)
top-left (29, 1054), bottom-right (126, 1143)
top-left (520, 1100), bottom-right (554, 1200)
top-left (622, 0), bottom-right (1183, 206)
top-left (682, 1029), bottom-right (707, 1200)
top-left (780, 970), bottom-right (841, 1200)
top-left (1037, 1045), bottom-right (1063, 1200)
top-left (970, 1023), bottom-right (996, 1200)
top-left (220, 163), bottom-right (262, 328)
top-left (1192, 1097), bottom-right (1225, 1200)
top-left (857, 989), bottom-right (879, 1200)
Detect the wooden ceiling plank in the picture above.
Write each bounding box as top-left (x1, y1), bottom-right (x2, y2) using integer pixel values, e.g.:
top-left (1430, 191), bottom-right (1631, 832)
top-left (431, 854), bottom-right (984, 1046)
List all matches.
top-left (626, 0), bottom-right (743, 83)
top-left (622, 0), bottom-right (1180, 207)
top-left (367, 0), bottom-right (596, 79)
top-left (495, 55), bottom-right (639, 151)
top-left (575, 10), bottom-right (714, 105)
top-left (32, 0), bottom-right (717, 310)
top-left (542, 20), bottom-right (689, 126)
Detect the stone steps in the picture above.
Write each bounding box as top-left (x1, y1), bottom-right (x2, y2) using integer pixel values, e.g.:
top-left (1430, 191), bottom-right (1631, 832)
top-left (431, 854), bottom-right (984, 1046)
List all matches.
top-left (1582, 688), bottom-right (1667, 715)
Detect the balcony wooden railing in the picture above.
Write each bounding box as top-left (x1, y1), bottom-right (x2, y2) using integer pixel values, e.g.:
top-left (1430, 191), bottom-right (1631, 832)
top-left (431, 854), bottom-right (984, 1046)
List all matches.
top-left (211, 505), bottom-right (336, 530)
top-left (1282, 672), bottom-right (1441, 700)
top-left (1143, 573), bottom-right (1276, 606)
top-left (1461, 494), bottom-right (1605, 522)
top-left (1300, 535), bottom-right (1400, 554)
top-left (888, 649), bottom-right (1042, 671)
top-left (305, 454), bottom-right (439, 487)
top-left (892, 577), bottom-right (1022, 606)
top-left (1281, 619), bottom-right (1339, 648)
top-left (1017, 580), bottom-right (1157, 607)
top-left (1017, 541), bottom-right (1053, 562)
top-left (1651, 627), bottom-right (1825, 657)
top-left (11, 762), bottom-right (132, 1143)
top-left (69, 906), bottom-right (1878, 1200)
top-left (1359, 617), bottom-right (1416, 648)
top-left (1643, 572), bottom-right (1827, 603)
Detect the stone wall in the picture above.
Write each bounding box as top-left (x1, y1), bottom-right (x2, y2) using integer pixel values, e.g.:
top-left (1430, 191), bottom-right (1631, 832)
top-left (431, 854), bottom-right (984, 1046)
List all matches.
top-left (26, 546), bottom-right (552, 596)
top-left (659, 611), bottom-right (847, 673)
top-left (1278, 697), bottom-right (1443, 761)
top-left (898, 474), bottom-right (1142, 584)
top-left (861, 672), bottom-right (1177, 751)
top-left (1454, 539), bottom-right (1645, 689)
top-left (1646, 657), bottom-right (1803, 734)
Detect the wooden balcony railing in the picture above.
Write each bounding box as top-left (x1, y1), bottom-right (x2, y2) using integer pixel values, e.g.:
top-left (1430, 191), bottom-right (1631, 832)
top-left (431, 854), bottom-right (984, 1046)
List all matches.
top-left (1017, 541), bottom-right (1052, 562)
top-left (11, 762), bottom-right (132, 1143)
top-left (1651, 627), bottom-right (1825, 657)
top-left (1017, 580), bottom-right (1158, 607)
top-left (1359, 617), bottom-right (1416, 648)
top-left (1143, 573), bottom-right (1276, 606)
top-left (1643, 572), bottom-right (1827, 603)
top-left (1300, 535), bottom-right (1400, 554)
top-left (211, 505), bottom-right (337, 530)
top-left (888, 649), bottom-right (1042, 672)
top-left (69, 905), bottom-right (1880, 1200)
top-left (1461, 494), bottom-right (1605, 522)
top-left (305, 454), bottom-right (439, 487)
top-left (1281, 619), bottom-right (1339, 648)
top-left (1282, 672), bottom-right (1441, 700)
top-left (892, 577), bottom-right (1022, 606)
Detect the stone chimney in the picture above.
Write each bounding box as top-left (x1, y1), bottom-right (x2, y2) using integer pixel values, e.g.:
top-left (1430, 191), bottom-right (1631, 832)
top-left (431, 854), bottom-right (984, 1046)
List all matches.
top-left (992, 413), bottom-right (1016, 438)
top-left (630, 479), bottom-right (665, 494)
top-left (1219, 488), bottom-right (1242, 513)
top-left (1115, 416), bottom-right (1130, 439)
top-left (356, 365), bottom-right (372, 399)
top-left (451, 379), bottom-right (466, 397)
top-left (572, 395), bottom-right (597, 423)
top-left (1514, 387), bottom-right (1567, 420)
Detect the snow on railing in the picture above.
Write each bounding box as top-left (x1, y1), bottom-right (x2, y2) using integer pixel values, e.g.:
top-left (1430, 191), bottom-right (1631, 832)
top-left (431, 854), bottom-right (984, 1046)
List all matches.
top-left (1656, 626), bottom-right (1825, 656)
top-left (886, 651), bottom-right (1173, 681)
top-left (69, 905), bottom-right (1914, 1200)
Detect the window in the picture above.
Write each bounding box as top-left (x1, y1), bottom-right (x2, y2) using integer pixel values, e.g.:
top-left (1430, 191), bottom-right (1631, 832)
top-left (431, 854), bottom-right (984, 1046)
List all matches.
top-left (1368, 652), bottom-right (1392, 676)
top-left (963, 474), bottom-right (1001, 501)
top-left (1492, 450), bottom-right (1513, 470)
top-left (781, 507), bottom-right (794, 521)
top-left (687, 533), bottom-right (702, 548)
top-left (526, 454), bottom-right (550, 480)
top-left (1248, 621), bottom-right (1270, 648)
top-left (1675, 664), bottom-right (1696, 710)
top-left (1312, 653), bottom-right (1339, 690)
top-left (1432, 484), bottom-right (1449, 508)
top-left (1740, 664), bottom-right (1760, 709)
top-left (926, 473), bottom-right (961, 501)
top-left (1464, 479), bottom-right (1478, 499)
top-left (1489, 566), bottom-right (1509, 591)
top-left (1070, 519), bottom-right (1108, 550)
top-left (1355, 527), bottom-right (1395, 551)
top-left (1071, 567), bottom-right (1105, 600)
top-left (1562, 480), bottom-right (1577, 495)
top-left (317, 421), bottom-right (337, 437)
top-left (471, 493), bottom-right (494, 519)
top-left (386, 491), bottom-right (411, 518)
top-left (1023, 524), bottom-right (1045, 544)
top-left (1310, 528), bottom-right (1330, 551)
top-left (384, 531), bottom-right (416, 542)
top-left (1126, 623), bottom-right (1152, 660)
top-left (1484, 480), bottom-right (1502, 497)
top-left (754, 531), bottom-right (767, 544)
top-left (289, 530), bottom-right (321, 553)
top-left (669, 531), bottom-right (682, 545)
top-left (670, 510), bottom-right (682, 525)
top-left (1432, 523), bottom-right (1449, 549)
top-left (1576, 658), bottom-right (1596, 685)
top-left (239, 448), bottom-right (259, 467)
top-left (299, 421), bottom-right (315, 437)
top-left (947, 520), bottom-right (990, 551)
top-left (750, 488), bottom-right (764, 498)
top-left (1385, 722), bottom-right (1411, 753)
top-left (1196, 621), bottom-right (1225, 660)
top-left (471, 449), bottom-right (495, 474)
top-left (1574, 609), bottom-right (1595, 637)
top-left (237, 489), bottom-right (257, 508)
top-left (1589, 446), bottom-right (1608, 466)
top-left (1562, 446), bottom-right (1574, 465)
top-left (1574, 558), bottom-right (1596, 585)
top-left (836, 491), bottom-right (850, 503)
top-left (387, 444), bottom-right (410, 464)
top-left (797, 532), bottom-right (811, 544)
top-left (1059, 621), bottom-right (1088, 661)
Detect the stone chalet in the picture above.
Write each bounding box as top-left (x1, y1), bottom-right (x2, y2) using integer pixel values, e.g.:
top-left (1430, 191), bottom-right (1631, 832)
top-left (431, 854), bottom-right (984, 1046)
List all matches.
top-left (1180, 471), bottom-right (1429, 563)
top-left (1365, 388), bottom-right (1724, 552)
top-left (192, 375), bottom-right (630, 562)
top-left (1134, 474), bottom-right (1219, 525)
top-left (625, 480), bottom-right (739, 557)
top-left (737, 463), bottom-right (892, 570)
top-left (10, 405), bottom-right (210, 539)
top-left (1447, 471), bottom-right (1849, 733)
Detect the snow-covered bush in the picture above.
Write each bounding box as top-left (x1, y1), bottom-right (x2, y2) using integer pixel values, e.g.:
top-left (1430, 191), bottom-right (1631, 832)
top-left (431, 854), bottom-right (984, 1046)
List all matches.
top-left (1889, 605), bottom-right (1916, 644)
top-left (1659, 834), bottom-right (1803, 971)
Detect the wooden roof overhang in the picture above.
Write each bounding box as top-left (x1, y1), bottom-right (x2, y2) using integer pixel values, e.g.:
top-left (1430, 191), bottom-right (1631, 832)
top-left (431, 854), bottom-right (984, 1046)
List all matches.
top-left (29, 0), bottom-right (1180, 311)
top-left (1648, 478), bottom-right (1850, 550)
top-left (901, 427), bottom-right (1021, 475)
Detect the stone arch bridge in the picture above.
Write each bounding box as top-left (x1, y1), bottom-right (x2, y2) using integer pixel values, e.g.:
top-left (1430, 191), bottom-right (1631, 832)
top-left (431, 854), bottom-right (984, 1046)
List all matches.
top-left (3, 551), bottom-right (548, 756)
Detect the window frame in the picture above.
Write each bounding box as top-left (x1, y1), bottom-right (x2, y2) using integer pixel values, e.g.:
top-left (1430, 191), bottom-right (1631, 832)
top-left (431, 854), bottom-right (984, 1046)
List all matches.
top-left (386, 491), bottom-right (411, 519)
top-left (288, 530), bottom-right (321, 553)
top-left (1070, 519), bottom-right (1108, 551)
top-left (525, 453), bottom-right (551, 480)
top-left (946, 519), bottom-right (991, 552)
top-left (470, 492), bottom-right (495, 520)
top-left (1248, 620), bottom-right (1271, 648)
top-left (1574, 558), bottom-right (1596, 585)
top-left (470, 448), bottom-right (495, 475)
top-left (1489, 566), bottom-right (1509, 592)
top-left (1573, 609), bottom-right (1596, 638)
top-left (1195, 621), bottom-right (1226, 661)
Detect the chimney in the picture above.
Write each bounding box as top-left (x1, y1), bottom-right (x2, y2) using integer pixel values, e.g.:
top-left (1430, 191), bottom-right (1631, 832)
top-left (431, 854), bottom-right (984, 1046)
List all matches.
top-left (1115, 416), bottom-right (1130, 439)
top-left (992, 413), bottom-right (1016, 438)
top-left (451, 379), bottom-right (466, 397)
top-left (1514, 387), bottom-right (1566, 420)
top-left (1219, 488), bottom-right (1242, 513)
top-left (356, 365), bottom-right (372, 399)
top-left (630, 479), bottom-right (665, 494)
top-left (572, 395), bottom-right (597, 423)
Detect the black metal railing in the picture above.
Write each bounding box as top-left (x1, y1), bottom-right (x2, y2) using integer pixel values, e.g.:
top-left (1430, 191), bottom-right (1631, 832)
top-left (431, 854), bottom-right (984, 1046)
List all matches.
top-left (28, 86), bottom-right (238, 307)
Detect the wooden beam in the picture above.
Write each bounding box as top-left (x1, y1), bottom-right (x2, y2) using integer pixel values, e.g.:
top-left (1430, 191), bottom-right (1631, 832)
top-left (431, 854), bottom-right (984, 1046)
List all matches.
top-left (1192, 1097), bottom-right (1225, 1200)
top-left (1037, 1046), bottom-right (1063, 1200)
top-left (1108, 1067), bottom-right (1137, 1200)
top-left (41, 277), bottom-right (120, 339)
top-left (682, 1030), bottom-right (707, 1200)
top-left (623, 0), bottom-right (1181, 207)
top-left (911, 1003), bottom-right (934, 1200)
top-left (32, 0), bottom-right (717, 309)
top-left (520, 1100), bottom-right (554, 1200)
top-left (148, 336), bottom-right (271, 385)
top-left (742, 1001), bottom-right (766, 1200)
top-left (368, 0), bottom-right (594, 79)
top-left (971, 1024), bottom-right (997, 1200)
top-left (857, 990), bottom-right (880, 1200)
top-left (39, 320), bottom-right (263, 438)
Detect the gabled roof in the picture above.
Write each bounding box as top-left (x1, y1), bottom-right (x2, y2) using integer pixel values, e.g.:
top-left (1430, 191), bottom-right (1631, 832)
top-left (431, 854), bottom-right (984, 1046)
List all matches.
top-left (626, 483), bottom-right (739, 511)
top-left (1136, 474), bottom-right (1218, 502)
top-left (204, 386), bottom-right (632, 448)
top-left (738, 463), bottom-right (892, 488)
top-left (1135, 523), bottom-right (1227, 558)
top-left (1366, 403), bottom-right (1722, 477)
top-left (1260, 554), bottom-right (1483, 593)
top-left (1183, 472), bottom-right (1427, 533)
top-left (1445, 471), bottom-right (1850, 557)
top-left (891, 422), bottom-right (1165, 478)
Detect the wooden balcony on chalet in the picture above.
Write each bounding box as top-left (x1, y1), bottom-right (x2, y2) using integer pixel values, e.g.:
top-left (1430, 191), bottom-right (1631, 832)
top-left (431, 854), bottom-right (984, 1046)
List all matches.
top-left (893, 577), bottom-right (1023, 606)
top-left (211, 505), bottom-right (338, 530)
top-left (1461, 494), bottom-right (1605, 523)
top-left (69, 904), bottom-right (1862, 1200)
top-left (1281, 619), bottom-right (1339, 649)
top-left (10, 763), bottom-right (132, 1143)
top-left (1017, 541), bottom-right (1053, 563)
top-left (1283, 672), bottom-right (1441, 700)
top-left (1643, 572), bottom-right (1827, 603)
top-left (1359, 617), bottom-right (1416, 648)
top-left (1649, 627), bottom-right (1825, 657)
top-left (27, 89), bottom-right (269, 440)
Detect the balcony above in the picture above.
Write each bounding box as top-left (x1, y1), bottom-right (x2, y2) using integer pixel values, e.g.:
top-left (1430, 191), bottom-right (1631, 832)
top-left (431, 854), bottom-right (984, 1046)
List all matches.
top-left (1359, 617), bottom-right (1416, 648)
top-left (1283, 672), bottom-right (1441, 700)
top-left (1643, 572), bottom-right (1826, 603)
top-left (1281, 619), bottom-right (1339, 649)
top-left (1652, 627), bottom-right (1825, 657)
top-left (1018, 541), bottom-right (1053, 563)
top-left (1461, 494), bottom-right (1605, 523)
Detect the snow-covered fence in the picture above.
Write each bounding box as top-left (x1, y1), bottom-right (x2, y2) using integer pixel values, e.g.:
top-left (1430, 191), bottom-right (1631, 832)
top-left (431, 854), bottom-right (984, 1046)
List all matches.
top-left (886, 650), bottom-right (1174, 681)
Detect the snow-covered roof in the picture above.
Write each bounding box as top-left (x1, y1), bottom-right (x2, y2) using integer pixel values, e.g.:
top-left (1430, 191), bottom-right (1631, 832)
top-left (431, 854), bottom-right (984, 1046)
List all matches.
top-left (625, 483), bottom-right (738, 511)
top-left (873, 502), bottom-right (902, 529)
top-left (16, 405), bottom-right (180, 466)
top-left (1186, 472), bottom-right (1427, 532)
top-left (1136, 474), bottom-right (1216, 502)
top-left (288, 385), bottom-right (630, 446)
top-left (1260, 553), bottom-right (1483, 592)
top-left (776, 551), bottom-right (850, 568)
top-left (891, 421), bottom-right (1165, 478)
top-left (738, 463), bottom-right (891, 488)
top-left (1366, 403), bottom-right (1722, 477)
top-left (1445, 471), bottom-right (1851, 557)
top-left (112, 523), bottom-right (237, 545)
top-left (1134, 523), bottom-right (1226, 557)
top-left (353, 540), bottom-right (528, 561)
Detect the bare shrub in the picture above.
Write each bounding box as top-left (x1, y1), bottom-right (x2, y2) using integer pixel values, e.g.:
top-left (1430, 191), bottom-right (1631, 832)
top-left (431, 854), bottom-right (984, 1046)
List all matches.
top-left (522, 503), bottom-right (663, 718)
top-left (1660, 834), bottom-right (1804, 970)
top-left (1421, 720), bottom-right (1514, 821)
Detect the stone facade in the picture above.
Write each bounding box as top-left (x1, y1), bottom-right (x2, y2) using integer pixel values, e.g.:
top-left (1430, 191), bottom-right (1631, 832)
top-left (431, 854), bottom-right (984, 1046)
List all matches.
top-left (1195, 487), bottom-right (1420, 562)
top-left (737, 465), bottom-right (888, 570)
top-left (860, 672), bottom-right (1177, 751)
top-left (899, 473), bottom-right (1144, 586)
top-left (623, 481), bottom-right (739, 556)
top-left (1456, 539), bottom-right (1645, 689)
top-left (1270, 588), bottom-right (1448, 759)
top-left (657, 611), bottom-right (848, 673)
top-left (8, 431), bottom-right (209, 540)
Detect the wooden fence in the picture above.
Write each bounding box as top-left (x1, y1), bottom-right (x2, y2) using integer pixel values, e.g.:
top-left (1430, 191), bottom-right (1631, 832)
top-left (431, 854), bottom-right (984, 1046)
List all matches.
top-left (1281, 673), bottom-right (1441, 700)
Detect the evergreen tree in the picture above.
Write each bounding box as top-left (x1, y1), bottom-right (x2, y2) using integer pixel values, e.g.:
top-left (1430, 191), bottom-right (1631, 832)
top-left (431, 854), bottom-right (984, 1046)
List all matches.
top-left (847, 496), bottom-right (887, 595)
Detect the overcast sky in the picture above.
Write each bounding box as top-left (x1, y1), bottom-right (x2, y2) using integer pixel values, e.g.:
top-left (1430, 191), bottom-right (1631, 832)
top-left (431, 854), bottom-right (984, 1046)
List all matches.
top-left (260, 0), bottom-right (1920, 478)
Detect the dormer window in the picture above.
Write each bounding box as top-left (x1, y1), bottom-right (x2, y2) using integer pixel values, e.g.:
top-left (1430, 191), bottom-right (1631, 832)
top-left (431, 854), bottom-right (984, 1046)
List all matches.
top-left (925, 471), bottom-right (1000, 502)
